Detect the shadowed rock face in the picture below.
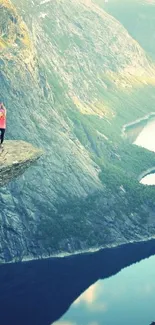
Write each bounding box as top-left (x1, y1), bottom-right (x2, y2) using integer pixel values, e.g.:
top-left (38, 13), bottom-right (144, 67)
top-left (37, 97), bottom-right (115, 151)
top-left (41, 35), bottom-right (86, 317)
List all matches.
top-left (0, 140), bottom-right (42, 186)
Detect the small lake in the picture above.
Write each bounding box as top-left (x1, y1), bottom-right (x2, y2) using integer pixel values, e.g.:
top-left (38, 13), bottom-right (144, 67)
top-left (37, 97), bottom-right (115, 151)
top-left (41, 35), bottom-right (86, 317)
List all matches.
top-left (134, 117), bottom-right (155, 185)
top-left (134, 117), bottom-right (155, 154)
top-left (124, 114), bottom-right (155, 185)
top-left (0, 239), bottom-right (155, 325)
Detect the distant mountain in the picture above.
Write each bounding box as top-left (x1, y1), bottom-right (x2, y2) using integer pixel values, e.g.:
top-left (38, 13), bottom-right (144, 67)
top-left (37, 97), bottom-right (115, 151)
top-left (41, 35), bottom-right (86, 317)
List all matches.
top-left (94, 0), bottom-right (155, 57)
top-left (1, 0), bottom-right (155, 262)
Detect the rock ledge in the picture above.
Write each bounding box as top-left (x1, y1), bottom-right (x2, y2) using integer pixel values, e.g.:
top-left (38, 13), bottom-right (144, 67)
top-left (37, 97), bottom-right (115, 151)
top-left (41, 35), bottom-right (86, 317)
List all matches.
top-left (0, 140), bottom-right (42, 187)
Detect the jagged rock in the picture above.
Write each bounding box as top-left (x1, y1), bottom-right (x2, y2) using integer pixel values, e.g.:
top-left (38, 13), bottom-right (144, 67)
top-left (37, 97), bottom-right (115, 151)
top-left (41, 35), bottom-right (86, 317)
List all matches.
top-left (0, 140), bottom-right (42, 187)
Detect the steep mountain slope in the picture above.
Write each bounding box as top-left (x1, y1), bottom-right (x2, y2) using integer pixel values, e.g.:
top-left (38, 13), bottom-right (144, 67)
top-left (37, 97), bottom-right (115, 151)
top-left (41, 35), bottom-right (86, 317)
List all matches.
top-left (1, 0), bottom-right (155, 262)
top-left (94, 0), bottom-right (155, 58)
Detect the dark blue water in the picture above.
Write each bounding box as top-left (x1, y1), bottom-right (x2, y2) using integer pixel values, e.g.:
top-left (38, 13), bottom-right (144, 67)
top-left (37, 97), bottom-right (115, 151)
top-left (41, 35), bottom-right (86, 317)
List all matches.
top-left (0, 239), bottom-right (155, 325)
top-left (54, 254), bottom-right (155, 325)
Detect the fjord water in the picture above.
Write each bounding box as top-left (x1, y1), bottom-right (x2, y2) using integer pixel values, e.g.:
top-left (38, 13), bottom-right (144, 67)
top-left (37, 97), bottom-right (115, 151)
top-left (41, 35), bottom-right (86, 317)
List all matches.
top-left (54, 255), bottom-right (155, 325)
top-left (134, 118), bottom-right (155, 153)
top-left (51, 116), bottom-right (155, 325)
top-left (0, 240), bottom-right (155, 325)
top-left (134, 118), bottom-right (155, 185)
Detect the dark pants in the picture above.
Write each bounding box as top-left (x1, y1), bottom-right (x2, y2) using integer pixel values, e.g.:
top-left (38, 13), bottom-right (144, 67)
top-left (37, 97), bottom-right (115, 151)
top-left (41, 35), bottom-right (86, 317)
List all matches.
top-left (0, 128), bottom-right (5, 144)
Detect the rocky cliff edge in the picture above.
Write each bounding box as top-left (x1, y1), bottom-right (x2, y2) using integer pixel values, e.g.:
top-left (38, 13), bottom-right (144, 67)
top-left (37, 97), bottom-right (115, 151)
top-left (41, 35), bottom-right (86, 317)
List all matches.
top-left (0, 140), bottom-right (42, 187)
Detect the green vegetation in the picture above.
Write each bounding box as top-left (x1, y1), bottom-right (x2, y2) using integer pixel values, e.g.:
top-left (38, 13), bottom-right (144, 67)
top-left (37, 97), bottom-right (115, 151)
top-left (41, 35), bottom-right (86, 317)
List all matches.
top-left (100, 164), bottom-right (155, 218)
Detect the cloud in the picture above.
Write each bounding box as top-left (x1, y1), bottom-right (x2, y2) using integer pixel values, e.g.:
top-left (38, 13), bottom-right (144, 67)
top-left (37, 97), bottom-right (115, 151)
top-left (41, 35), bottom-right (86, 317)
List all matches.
top-left (74, 283), bottom-right (100, 306)
top-left (73, 282), bottom-right (108, 312)
top-left (90, 302), bottom-right (107, 312)
top-left (53, 321), bottom-right (100, 325)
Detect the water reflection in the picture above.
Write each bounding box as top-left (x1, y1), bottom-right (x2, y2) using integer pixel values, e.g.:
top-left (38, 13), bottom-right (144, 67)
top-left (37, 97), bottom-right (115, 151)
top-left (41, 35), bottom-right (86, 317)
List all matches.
top-left (74, 283), bottom-right (101, 306)
top-left (54, 255), bottom-right (155, 325)
top-left (0, 239), bottom-right (155, 325)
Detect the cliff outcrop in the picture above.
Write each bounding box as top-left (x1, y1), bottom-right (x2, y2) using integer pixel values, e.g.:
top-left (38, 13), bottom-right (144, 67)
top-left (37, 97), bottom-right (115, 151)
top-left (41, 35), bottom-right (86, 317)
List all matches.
top-left (0, 140), bottom-right (42, 187)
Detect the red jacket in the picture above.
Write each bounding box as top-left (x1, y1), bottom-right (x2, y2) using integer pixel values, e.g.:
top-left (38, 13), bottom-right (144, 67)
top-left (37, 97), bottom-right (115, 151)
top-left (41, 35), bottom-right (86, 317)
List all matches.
top-left (0, 108), bottom-right (6, 129)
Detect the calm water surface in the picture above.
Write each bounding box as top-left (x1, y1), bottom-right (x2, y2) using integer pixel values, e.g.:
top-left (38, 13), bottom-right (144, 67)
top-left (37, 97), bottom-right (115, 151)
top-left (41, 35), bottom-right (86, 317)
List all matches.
top-left (53, 119), bottom-right (155, 325)
top-left (54, 255), bottom-right (155, 325)
top-left (134, 118), bottom-right (155, 185)
top-left (0, 240), bottom-right (155, 325)
top-left (134, 118), bottom-right (155, 154)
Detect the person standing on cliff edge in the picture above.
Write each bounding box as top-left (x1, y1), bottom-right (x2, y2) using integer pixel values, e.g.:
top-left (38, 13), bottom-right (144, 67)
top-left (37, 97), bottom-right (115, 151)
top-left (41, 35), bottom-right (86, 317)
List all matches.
top-left (0, 102), bottom-right (6, 149)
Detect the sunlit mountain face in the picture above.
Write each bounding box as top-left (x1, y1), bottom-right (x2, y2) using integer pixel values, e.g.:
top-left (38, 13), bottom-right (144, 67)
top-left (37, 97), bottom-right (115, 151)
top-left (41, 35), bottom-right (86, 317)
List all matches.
top-left (1, 0), bottom-right (155, 262)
